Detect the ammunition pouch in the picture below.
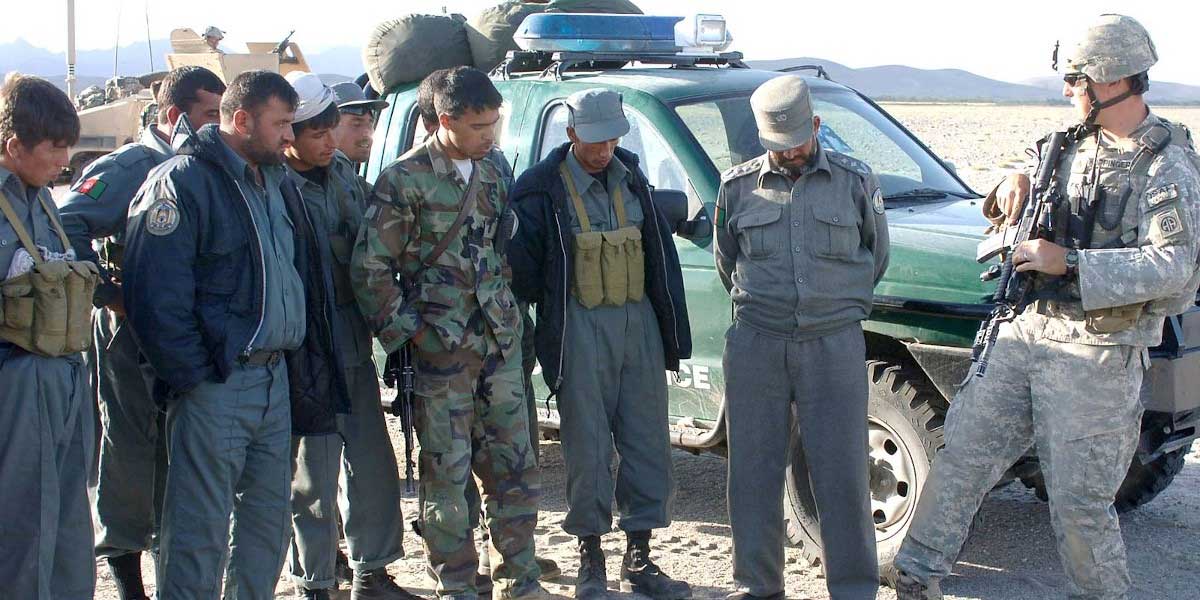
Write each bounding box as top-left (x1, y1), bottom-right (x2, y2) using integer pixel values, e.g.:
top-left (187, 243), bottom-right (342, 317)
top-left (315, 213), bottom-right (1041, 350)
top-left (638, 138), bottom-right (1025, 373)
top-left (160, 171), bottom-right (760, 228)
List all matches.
top-left (0, 261), bottom-right (99, 356)
top-left (572, 231), bottom-right (605, 309)
top-left (561, 161), bottom-right (646, 309)
top-left (0, 187), bottom-right (101, 356)
top-left (1085, 302), bottom-right (1146, 334)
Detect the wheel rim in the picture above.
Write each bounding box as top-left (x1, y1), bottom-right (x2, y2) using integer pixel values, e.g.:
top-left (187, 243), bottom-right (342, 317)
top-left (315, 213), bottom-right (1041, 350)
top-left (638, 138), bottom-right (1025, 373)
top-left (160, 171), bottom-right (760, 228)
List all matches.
top-left (867, 415), bottom-right (918, 539)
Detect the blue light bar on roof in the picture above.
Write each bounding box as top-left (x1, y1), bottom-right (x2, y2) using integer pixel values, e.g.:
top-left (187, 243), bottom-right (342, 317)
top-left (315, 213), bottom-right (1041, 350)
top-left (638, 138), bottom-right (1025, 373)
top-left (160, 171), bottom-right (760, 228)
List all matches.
top-left (514, 13), bottom-right (686, 54)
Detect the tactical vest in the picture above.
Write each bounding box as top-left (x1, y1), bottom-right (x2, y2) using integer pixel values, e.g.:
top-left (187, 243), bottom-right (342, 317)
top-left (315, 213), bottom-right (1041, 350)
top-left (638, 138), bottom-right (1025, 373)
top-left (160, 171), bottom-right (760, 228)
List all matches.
top-left (560, 162), bottom-right (645, 309)
top-left (1047, 118), bottom-right (1199, 333)
top-left (0, 189), bottom-right (99, 356)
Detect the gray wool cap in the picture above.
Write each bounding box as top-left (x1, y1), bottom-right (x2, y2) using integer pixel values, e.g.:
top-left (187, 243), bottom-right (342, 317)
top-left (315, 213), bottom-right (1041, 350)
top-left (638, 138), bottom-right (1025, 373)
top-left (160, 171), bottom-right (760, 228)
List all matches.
top-left (566, 88), bottom-right (630, 143)
top-left (751, 75), bottom-right (815, 152)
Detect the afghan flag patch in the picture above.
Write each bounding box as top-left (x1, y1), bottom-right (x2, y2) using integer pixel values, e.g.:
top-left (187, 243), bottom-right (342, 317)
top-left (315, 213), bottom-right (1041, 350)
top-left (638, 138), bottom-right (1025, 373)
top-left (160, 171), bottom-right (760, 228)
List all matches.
top-left (715, 204), bottom-right (726, 228)
top-left (76, 177), bottom-right (108, 200)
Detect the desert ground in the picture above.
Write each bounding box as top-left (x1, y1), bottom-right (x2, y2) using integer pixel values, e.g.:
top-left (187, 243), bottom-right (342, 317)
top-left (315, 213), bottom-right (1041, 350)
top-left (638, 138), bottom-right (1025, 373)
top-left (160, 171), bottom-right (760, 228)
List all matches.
top-left (93, 104), bottom-right (1200, 599)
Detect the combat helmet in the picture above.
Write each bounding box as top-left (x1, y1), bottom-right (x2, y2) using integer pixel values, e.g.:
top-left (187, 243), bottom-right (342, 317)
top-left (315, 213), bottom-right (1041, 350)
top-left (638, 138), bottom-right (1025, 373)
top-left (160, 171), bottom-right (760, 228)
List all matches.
top-left (1054, 14), bottom-right (1157, 124)
top-left (1059, 14), bottom-right (1157, 83)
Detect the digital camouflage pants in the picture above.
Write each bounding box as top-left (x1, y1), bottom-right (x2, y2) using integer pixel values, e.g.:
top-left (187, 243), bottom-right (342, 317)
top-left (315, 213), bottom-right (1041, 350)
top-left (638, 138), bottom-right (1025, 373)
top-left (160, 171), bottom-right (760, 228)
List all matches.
top-left (895, 311), bottom-right (1145, 600)
top-left (413, 319), bottom-right (541, 600)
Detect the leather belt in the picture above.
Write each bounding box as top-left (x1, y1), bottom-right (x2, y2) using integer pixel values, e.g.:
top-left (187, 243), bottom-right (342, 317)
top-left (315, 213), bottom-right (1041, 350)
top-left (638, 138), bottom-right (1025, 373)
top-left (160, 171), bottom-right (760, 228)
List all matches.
top-left (239, 349), bottom-right (283, 367)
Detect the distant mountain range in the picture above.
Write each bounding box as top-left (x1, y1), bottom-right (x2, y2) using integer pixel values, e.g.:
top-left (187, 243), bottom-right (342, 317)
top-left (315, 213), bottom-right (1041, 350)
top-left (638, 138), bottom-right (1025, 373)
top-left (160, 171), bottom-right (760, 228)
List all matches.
top-left (751, 57), bottom-right (1200, 105)
top-left (5, 38), bottom-right (1199, 105)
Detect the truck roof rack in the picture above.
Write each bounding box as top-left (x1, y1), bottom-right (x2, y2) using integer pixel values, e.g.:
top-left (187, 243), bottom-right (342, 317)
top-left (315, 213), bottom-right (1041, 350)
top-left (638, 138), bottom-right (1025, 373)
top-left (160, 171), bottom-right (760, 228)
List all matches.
top-left (493, 49), bottom-right (748, 81)
top-left (777, 64), bottom-right (832, 81)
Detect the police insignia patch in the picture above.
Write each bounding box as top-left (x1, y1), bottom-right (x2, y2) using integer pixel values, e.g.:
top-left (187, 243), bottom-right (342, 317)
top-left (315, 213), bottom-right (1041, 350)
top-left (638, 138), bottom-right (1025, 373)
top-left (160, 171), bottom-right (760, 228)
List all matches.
top-left (872, 188), bottom-right (885, 214)
top-left (145, 198), bottom-right (180, 236)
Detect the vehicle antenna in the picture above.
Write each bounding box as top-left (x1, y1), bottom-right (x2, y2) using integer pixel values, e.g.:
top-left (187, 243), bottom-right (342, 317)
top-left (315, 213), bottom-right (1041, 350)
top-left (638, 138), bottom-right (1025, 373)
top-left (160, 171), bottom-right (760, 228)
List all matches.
top-left (112, 0), bottom-right (123, 79)
top-left (143, 0), bottom-right (153, 72)
top-left (66, 0), bottom-right (77, 99)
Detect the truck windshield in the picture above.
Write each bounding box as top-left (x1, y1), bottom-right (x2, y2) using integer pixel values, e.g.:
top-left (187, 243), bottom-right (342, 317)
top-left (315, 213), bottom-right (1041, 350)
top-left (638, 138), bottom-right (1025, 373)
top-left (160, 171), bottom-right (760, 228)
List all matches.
top-left (674, 87), bottom-right (975, 201)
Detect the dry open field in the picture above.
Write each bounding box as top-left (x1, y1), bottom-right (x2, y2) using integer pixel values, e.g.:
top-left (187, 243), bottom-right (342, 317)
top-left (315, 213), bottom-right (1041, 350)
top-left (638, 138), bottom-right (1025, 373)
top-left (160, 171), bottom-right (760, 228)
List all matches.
top-left (94, 104), bottom-right (1200, 599)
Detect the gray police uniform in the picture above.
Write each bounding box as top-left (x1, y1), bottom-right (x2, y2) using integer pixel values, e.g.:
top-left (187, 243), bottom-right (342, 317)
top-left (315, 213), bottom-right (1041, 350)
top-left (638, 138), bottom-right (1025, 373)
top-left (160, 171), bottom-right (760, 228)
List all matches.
top-left (155, 139), bottom-right (307, 599)
top-left (715, 147), bottom-right (889, 600)
top-left (287, 152), bottom-right (405, 590)
top-left (895, 113), bottom-right (1200, 599)
top-left (58, 126), bottom-right (172, 560)
top-left (0, 166), bottom-right (96, 599)
top-left (557, 148), bottom-right (673, 537)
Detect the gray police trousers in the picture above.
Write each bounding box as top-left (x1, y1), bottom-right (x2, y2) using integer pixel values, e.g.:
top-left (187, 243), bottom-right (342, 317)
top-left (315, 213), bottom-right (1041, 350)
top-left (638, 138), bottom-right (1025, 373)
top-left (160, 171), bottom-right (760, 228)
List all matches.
top-left (557, 296), bottom-right (673, 538)
top-left (724, 321), bottom-right (878, 600)
top-left (0, 349), bottom-right (95, 600)
top-left (158, 361), bottom-right (292, 600)
top-left (289, 359), bottom-right (405, 589)
top-left (91, 311), bottom-right (168, 559)
top-left (895, 311), bottom-right (1143, 600)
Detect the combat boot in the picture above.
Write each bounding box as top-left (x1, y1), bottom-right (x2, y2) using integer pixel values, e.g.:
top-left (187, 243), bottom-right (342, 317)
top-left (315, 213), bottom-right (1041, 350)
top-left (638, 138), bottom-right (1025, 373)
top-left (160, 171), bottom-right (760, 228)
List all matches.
top-left (108, 552), bottom-right (150, 600)
top-left (575, 535), bottom-right (607, 600)
top-left (352, 567), bottom-right (424, 600)
top-left (337, 549), bottom-right (353, 586)
top-left (477, 542), bottom-right (495, 597)
top-left (619, 531), bottom-right (692, 600)
top-left (724, 592), bottom-right (784, 600)
top-left (893, 570), bottom-right (942, 600)
top-left (497, 580), bottom-right (552, 600)
top-left (296, 588), bottom-right (332, 600)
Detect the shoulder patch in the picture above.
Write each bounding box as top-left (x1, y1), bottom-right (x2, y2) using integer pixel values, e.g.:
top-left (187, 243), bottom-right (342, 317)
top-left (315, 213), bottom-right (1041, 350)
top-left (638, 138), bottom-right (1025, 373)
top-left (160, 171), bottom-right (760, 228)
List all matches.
top-left (1151, 206), bottom-right (1186, 242)
top-left (145, 197), bottom-right (180, 236)
top-left (872, 188), bottom-right (885, 214)
top-left (827, 151), bottom-right (871, 179)
top-left (721, 157), bottom-right (762, 183)
top-left (1145, 183), bottom-right (1179, 208)
top-left (74, 177), bottom-right (108, 200)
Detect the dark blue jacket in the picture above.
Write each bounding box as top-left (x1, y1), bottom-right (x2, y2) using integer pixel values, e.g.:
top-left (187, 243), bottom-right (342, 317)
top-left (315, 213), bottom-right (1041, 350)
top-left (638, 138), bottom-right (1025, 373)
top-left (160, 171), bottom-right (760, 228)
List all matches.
top-left (508, 143), bottom-right (691, 393)
top-left (122, 123), bottom-right (350, 435)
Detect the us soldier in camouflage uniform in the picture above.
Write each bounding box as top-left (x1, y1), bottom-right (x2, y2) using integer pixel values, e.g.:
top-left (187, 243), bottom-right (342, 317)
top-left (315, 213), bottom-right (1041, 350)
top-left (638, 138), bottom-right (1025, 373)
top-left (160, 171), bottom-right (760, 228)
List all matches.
top-left (894, 15), bottom-right (1200, 600)
top-left (351, 66), bottom-right (545, 600)
top-left (57, 65), bottom-right (226, 600)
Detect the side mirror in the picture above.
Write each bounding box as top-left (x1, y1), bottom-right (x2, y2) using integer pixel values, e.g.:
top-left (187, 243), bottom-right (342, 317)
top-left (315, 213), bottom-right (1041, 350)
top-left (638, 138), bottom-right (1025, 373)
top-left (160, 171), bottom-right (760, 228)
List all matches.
top-left (652, 188), bottom-right (711, 240)
top-left (943, 160), bottom-right (958, 176)
top-left (653, 188), bottom-right (688, 231)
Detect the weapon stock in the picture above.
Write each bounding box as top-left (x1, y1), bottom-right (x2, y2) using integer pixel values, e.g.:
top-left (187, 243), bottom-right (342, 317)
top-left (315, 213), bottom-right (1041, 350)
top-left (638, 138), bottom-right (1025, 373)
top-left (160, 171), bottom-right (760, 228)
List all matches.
top-left (384, 346), bottom-right (417, 494)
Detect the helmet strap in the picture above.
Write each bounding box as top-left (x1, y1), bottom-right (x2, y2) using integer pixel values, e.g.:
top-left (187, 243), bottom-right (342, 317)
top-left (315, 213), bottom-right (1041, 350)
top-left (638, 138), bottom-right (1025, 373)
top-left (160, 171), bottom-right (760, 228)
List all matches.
top-left (1082, 81), bottom-right (1136, 127)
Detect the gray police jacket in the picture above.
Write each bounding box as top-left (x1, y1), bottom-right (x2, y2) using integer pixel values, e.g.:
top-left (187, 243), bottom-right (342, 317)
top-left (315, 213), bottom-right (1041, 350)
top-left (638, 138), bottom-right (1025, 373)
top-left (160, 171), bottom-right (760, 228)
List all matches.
top-left (715, 146), bottom-right (889, 340)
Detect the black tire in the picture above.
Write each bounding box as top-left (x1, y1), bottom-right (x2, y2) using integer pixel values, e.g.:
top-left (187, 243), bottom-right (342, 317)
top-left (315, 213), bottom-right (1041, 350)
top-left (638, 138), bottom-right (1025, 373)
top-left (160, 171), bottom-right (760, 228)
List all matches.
top-left (784, 360), bottom-right (945, 577)
top-left (1018, 431), bottom-right (1191, 513)
top-left (1115, 442), bottom-right (1191, 512)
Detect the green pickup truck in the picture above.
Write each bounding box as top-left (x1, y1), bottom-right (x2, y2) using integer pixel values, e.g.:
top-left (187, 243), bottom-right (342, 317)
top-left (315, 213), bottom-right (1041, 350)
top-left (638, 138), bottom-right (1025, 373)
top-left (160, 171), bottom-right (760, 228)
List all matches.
top-left (362, 18), bottom-right (1200, 575)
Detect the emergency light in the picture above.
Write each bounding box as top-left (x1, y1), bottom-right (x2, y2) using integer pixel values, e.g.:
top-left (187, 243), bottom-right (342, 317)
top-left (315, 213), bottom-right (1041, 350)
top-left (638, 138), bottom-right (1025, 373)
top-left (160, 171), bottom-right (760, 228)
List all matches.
top-left (513, 13), bottom-right (732, 56)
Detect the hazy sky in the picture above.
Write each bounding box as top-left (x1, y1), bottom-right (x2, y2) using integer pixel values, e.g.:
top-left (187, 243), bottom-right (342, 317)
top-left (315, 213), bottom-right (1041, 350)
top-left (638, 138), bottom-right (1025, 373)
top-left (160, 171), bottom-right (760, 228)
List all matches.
top-left (3, 0), bottom-right (1197, 84)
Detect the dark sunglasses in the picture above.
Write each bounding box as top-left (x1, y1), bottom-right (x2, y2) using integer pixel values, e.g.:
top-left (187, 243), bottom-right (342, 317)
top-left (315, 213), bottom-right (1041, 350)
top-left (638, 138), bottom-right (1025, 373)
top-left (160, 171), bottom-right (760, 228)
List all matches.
top-left (1063, 73), bottom-right (1089, 86)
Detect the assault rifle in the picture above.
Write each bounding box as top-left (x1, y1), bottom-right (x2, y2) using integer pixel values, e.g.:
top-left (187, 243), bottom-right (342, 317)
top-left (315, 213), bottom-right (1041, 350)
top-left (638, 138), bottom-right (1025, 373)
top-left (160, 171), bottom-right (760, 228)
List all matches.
top-left (970, 130), bottom-right (1071, 376)
top-left (384, 345), bottom-right (416, 494)
top-left (272, 30), bottom-right (296, 55)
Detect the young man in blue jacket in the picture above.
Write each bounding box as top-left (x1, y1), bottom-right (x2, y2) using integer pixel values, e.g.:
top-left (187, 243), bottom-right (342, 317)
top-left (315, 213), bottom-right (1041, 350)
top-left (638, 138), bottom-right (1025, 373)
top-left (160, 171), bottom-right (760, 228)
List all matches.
top-left (507, 88), bottom-right (692, 600)
top-left (122, 69), bottom-right (349, 598)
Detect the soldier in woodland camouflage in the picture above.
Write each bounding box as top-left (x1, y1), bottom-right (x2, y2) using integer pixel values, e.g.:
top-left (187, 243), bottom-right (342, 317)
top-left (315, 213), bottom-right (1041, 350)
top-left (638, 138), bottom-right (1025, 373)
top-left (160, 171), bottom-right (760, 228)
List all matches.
top-left (351, 66), bottom-right (545, 600)
top-left (894, 14), bottom-right (1200, 600)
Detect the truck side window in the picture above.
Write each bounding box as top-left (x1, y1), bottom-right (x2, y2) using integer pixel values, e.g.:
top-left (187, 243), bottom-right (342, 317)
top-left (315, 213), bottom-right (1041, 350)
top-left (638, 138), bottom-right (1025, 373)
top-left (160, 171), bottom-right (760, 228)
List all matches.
top-left (539, 103), bottom-right (699, 207)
